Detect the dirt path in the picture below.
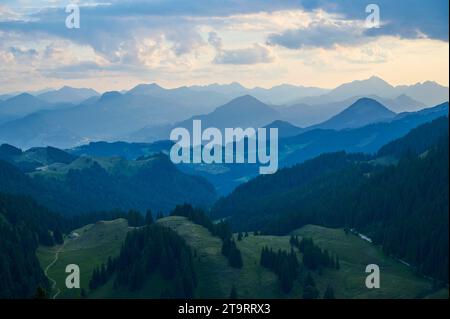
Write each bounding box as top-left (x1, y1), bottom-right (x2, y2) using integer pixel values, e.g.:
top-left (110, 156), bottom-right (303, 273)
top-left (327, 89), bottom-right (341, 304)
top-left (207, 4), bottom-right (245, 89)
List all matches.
top-left (44, 244), bottom-right (64, 299)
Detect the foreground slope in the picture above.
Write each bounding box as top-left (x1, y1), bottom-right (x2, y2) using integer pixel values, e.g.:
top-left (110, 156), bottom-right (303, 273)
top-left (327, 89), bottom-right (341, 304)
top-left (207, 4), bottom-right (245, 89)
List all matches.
top-left (37, 218), bottom-right (131, 298)
top-left (40, 216), bottom-right (446, 299)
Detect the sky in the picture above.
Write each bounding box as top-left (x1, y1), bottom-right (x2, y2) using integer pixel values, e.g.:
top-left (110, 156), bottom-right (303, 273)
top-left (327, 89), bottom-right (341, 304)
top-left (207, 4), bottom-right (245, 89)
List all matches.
top-left (0, 0), bottom-right (448, 93)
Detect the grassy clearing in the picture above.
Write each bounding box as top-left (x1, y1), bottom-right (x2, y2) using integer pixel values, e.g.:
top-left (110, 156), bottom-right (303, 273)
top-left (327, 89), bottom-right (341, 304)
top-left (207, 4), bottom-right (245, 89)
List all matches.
top-left (291, 225), bottom-right (446, 299)
top-left (37, 217), bottom-right (447, 299)
top-left (37, 218), bottom-right (131, 298)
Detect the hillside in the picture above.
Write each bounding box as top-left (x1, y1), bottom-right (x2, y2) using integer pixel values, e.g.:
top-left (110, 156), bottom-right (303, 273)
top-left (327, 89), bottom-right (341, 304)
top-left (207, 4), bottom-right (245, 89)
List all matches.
top-left (212, 118), bottom-right (449, 282)
top-left (37, 216), bottom-right (446, 299)
top-left (179, 104), bottom-right (448, 194)
top-left (280, 102), bottom-right (448, 167)
top-left (37, 218), bottom-right (132, 299)
top-left (377, 116), bottom-right (449, 158)
top-left (69, 140), bottom-right (173, 159)
top-left (0, 151), bottom-right (217, 215)
top-left (63, 103), bottom-right (448, 196)
top-left (0, 192), bottom-right (67, 298)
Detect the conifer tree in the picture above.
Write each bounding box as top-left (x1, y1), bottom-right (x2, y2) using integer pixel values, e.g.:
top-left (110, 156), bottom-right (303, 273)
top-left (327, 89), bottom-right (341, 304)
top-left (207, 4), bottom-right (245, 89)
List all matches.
top-left (323, 284), bottom-right (335, 299)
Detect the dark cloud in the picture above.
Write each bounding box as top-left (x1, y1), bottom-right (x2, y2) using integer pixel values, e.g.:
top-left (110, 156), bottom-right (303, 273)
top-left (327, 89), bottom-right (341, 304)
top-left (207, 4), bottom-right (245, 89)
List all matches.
top-left (268, 0), bottom-right (448, 49)
top-left (298, 0), bottom-right (449, 42)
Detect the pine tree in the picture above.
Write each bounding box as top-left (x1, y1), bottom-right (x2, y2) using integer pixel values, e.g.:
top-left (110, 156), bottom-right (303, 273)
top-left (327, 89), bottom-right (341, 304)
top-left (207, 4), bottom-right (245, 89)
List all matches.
top-left (335, 256), bottom-right (340, 270)
top-left (34, 287), bottom-right (47, 299)
top-left (229, 245), bottom-right (243, 269)
top-left (145, 209), bottom-right (154, 225)
top-left (302, 285), bottom-right (319, 299)
top-left (53, 229), bottom-right (64, 245)
top-left (304, 273), bottom-right (315, 287)
top-left (229, 285), bottom-right (238, 299)
top-left (323, 284), bottom-right (335, 299)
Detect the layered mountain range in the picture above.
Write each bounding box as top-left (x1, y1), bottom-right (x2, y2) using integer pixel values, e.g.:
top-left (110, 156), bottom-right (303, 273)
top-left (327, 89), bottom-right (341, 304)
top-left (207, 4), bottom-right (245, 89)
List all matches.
top-left (0, 76), bottom-right (447, 149)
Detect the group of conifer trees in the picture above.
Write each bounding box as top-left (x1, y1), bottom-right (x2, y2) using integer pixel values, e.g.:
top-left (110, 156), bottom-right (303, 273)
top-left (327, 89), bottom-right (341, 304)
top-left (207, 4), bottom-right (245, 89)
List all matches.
top-left (291, 236), bottom-right (340, 270)
top-left (0, 193), bottom-right (68, 298)
top-left (171, 203), bottom-right (244, 269)
top-left (260, 247), bottom-right (299, 293)
top-left (260, 236), bottom-right (339, 296)
top-left (89, 220), bottom-right (197, 298)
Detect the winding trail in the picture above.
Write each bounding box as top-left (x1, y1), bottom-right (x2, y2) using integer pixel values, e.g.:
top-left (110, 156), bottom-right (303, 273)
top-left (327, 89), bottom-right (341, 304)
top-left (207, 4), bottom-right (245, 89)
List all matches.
top-left (44, 244), bottom-right (64, 299)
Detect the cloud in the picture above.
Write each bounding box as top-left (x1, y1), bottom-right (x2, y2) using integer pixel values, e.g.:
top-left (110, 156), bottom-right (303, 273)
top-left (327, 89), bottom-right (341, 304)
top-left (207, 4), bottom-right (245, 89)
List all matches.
top-left (0, 0), bottom-right (447, 92)
top-left (297, 0), bottom-right (449, 42)
top-left (268, 0), bottom-right (449, 50)
top-left (267, 20), bottom-right (367, 49)
top-left (213, 44), bottom-right (274, 65)
top-left (208, 31), bottom-right (223, 49)
top-left (0, 0), bottom-right (446, 64)
top-left (0, 4), bottom-right (207, 66)
top-left (208, 32), bottom-right (274, 65)
top-left (8, 46), bottom-right (38, 59)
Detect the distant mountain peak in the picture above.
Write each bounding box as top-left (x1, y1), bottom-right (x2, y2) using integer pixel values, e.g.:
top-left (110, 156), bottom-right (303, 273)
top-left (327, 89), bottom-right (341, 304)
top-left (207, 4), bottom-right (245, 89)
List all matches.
top-left (229, 81), bottom-right (246, 88)
top-left (10, 92), bottom-right (36, 100)
top-left (347, 97), bottom-right (395, 113)
top-left (231, 94), bottom-right (263, 104)
top-left (315, 97), bottom-right (396, 130)
top-left (127, 83), bottom-right (165, 95)
top-left (265, 119), bottom-right (300, 128)
top-left (2, 92), bottom-right (44, 106)
top-left (216, 95), bottom-right (271, 112)
top-left (36, 86), bottom-right (99, 105)
top-left (351, 96), bottom-right (384, 105)
top-left (264, 120), bottom-right (303, 138)
top-left (57, 85), bottom-right (97, 93)
top-left (100, 91), bottom-right (122, 102)
top-left (0, 143), bottom-right (22, 157)
top-left (354, 76), bottom-right (393, 87)
top-left (146, 83), bottom-right (164, 89)
top-left (368, 75), bottom-right (387, 82)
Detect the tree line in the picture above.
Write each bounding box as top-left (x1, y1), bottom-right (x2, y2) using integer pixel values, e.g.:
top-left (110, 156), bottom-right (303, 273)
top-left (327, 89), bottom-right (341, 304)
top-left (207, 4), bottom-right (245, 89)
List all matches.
top-left (291, 236), bottom-right (340, 271)
top-left (171, 204), bottom-right (243, 269)
top-left (89, 223), bottom-right (197, 298)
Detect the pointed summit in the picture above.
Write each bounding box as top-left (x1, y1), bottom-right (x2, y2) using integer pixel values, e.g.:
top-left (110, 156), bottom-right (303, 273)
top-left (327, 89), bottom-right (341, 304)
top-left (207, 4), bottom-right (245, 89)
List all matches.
top-left (127, 83), bottom-right (165, 95)
top-left (176, 95), bottom-right (280, 131)
top-left (316, 98), bottom-right (396, 130)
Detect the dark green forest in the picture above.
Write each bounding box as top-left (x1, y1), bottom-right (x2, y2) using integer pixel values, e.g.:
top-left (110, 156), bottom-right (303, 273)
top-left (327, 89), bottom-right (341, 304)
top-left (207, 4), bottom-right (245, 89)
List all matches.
top-left (0, 153), bottom-right (216, 215)
top-left (89, 223), bottom-right (197, 298)
top-left (0, 194), bottom-right (64, 298)
top-left (212, 117), bottom-right (449, 282)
